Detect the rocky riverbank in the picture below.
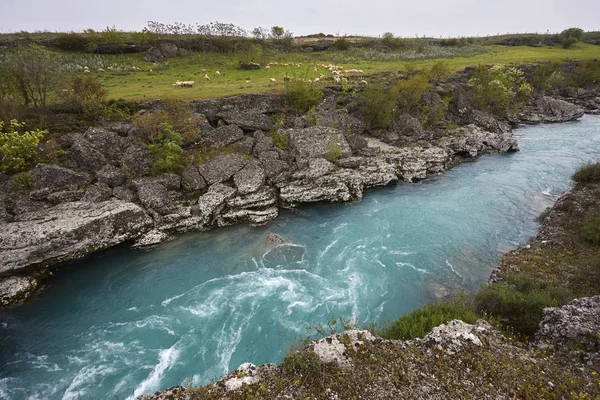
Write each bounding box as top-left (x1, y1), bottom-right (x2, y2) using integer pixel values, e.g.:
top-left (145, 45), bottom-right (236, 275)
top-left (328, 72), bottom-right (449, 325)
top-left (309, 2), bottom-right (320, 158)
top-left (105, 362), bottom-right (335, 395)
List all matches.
top-left (0, 66), bottom-right (596, 307)
top-left (137, 163), bottom-right (600, 400)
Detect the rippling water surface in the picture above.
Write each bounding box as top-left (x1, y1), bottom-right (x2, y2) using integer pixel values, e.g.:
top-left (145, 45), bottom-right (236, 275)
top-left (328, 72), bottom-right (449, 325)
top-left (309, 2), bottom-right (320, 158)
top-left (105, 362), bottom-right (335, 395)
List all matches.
top-left (2, 116), bottom-right (600, 399)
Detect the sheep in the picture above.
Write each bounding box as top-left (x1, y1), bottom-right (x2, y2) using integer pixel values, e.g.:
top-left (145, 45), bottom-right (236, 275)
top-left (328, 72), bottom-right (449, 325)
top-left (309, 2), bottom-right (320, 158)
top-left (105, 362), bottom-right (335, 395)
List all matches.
top-left (107, 66), bottom-right (113, 71)
top-left (204, 74), bottom-right (210, 81)
top-left (98, 68), bottom-right (104, 72)
top-left (313, 78), bottom-right (320, 83)
top-left (215, 71), bottom-right (221, 75)
top-left (264, 65), bottom-right (271, 70)
top-left (269, 78), bottom-right (277, 83)
top-left (333, 76), bottom-right (342, 84)
top-left (359, 80), bottom-right (368, 85)
top-left (172, 80), bottom-right (195, 88)
top-left (83, 69), bottom-right (90, 73)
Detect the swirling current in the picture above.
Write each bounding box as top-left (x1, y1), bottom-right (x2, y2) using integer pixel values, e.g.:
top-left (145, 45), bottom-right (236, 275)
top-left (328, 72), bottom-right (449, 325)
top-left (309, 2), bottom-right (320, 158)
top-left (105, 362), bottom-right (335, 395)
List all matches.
top-left (1, 116), bottom-right (600, 399)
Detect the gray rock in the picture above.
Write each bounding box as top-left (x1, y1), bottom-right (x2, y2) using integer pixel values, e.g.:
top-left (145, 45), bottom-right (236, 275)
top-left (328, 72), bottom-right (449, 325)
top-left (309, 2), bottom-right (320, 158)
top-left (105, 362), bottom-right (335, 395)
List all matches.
top-left (143, 43), bottom-right (190, 62)
top-left (83, 127), bottom-right (131, 164)
top-left (198, 154), bottom-right (249, 185)
top-left (121, 145), bottom-right (153, 177)
top-left (132, 229), bottom-right (171, 248)
top-left (316, 108), bottom-right (366, 136)
top-left (113, 186), bottom-right (138, 202)
top-left (0, 276), bottom-right (39, 307)
top-left (252, 131), bottom-right (274, 156)
top-left (223, 363), bottom-right (261, 392)
top-left (31, 163), bottom-right (91, 191)
top-left (337, 157), bottom-right (363, 169)
top-left (424, 319), bottom-right (493, 353)
top-left (218, 110), bottom-right (273, 132)
top-left (227, 188), bottom-right (277, 210)
top-left (0, 200), bottom-right (153, 274)
top-left (70, 136), bottom-right (107, 171)
top-left (467, 110), bottom-right (511, 133)
top-left (292, 158), bottom-right (335, 180)
top-left (536, 296), bottom-right (600, 361)
top-left (193, 183), bottom-right (237, 226)
top-left (288, 126), bottom-right (352, 159)
top-left (233, 162), bottom-right (266, 195)
top-left (181, 166), bottom-right (207, 192)
top-left (47, 190), bottom-right (86, 204)
top-left (312, 330), bottom-right (376, 369)
top-left (153, 173), bottom-right (181, 190)
top-left (81, 183), bottom-right (112, 203)
top-left (236, 137), bottom-right (255, 154)
top-left (134, 182), bottom-right (173, 215)
top-left (200, 124), bottom-right (244, 149)
top-left (520, 96), bottom-right (585, 123)
top-left (260, 159), bottom-right (291, 184)
top-left (97, 164), bottom-right (127, 188)
top-left (220, 207), bottom-right (278, 227)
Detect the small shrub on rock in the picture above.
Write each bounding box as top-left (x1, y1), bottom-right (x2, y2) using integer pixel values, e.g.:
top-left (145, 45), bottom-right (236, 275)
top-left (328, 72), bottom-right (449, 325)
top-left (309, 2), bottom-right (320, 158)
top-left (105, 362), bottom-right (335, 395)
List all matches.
top-left (572, 162), bottom-right (600, 183)
top-left (333, 37), bottom-right (351, 51)
top-left (0, 119), bottom-right (47, 173)
top-left (148, 123), bottom-right (184, 174)
top-left (285, 78), bottom-right (323, 113)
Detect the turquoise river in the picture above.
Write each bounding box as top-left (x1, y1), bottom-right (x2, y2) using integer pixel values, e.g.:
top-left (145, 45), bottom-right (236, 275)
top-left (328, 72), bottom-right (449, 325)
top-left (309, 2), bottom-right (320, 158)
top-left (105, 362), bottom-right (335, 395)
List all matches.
top-left (1, 116), bottom-right (600, 399)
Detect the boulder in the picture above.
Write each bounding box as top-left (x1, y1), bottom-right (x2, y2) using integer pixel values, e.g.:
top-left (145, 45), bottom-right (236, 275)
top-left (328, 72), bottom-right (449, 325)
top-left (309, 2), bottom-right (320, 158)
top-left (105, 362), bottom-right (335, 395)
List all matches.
top-left (292, 158), bottom-right (335, 180)
top-left (312, 330), bottom-right (376, 369)
top-left (143, 43), bottom-right (190, 62)
top-left (467, 110), bottom-right (511, 133)
top-left (259, 159), bottom-right (291, 184)
top-left (112, 186), bottom-right (138, 202)
top-left (134, 181), bottom-right (173, 215)
top-left (288, 126), bottom-right (352, 159)
top-left (233, 162), bottom-right (266, 195)
top-left (121, 145), bottom-right (153, 177)
top-left (181, 166), bottom-right (207, 192)
top-left (81, 183), bottom-right (112, 203)
top-left (83, 127), bottom-right (131, 164)
top-left (220, 207), bottom-right (278, 227)
top-left (47, 190), bottom-right (86, 204)
top-left (316, 109), bottom-right (366, 136)
top-left (252, 131), bottom-right (275, 156)
top-left (218, 110), bottom-right (273, 132)
top-left (536, 296), bottom-right (600, 361)
top-left (97, 164), bottom-right (127, 188)
top-left (425, 319), bottom-right (493, 354)
top-left (227, 188), bottom-right (277, 210)
top-left (198, 154), bottom-right (249, 185)
top-left (520, 96), bottom-right (585, 123)
top-left (193, 183), bottom-right (237, 226)
top-left (0, 200), bottom-right (153, 274)
top-left (200, 124), bottom-right (244, 149)
top-left (30, 163), bottom-right (91, 191)
top-left (236, 137), bottom-right (255, 154)
top-left (70, 136), bottom-right (107, 171)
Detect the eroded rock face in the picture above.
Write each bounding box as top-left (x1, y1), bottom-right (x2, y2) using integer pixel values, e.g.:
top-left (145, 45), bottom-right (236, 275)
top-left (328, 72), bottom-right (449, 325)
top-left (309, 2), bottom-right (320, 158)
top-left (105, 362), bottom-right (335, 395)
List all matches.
top-left (312, 330), bottom-right (376, 369)
top-left (198, 154), bottom-right (249, 185)
top-left (233, 162), bottom-right (266, 195)
top-left (520, 96), bottom-right (585, 123)
top-left (97, 164), bottom-right (127, 188)
top-left (30, 164), bottom-right (91, 192)
top-left (0, 276), bottom-right (39, 307)
top-left (0, 200), bottom-right (152, 274)
top-left (536, 296), bottom-right (600, 362)
top-left (134, 181), bottom-right (173, 215)
top-left (218, 110), bottom-right (273, 132)
top-left (200, 124), bottom-right (244, 149)
top-left (288, 126), bottom-right (352, 159)
top-left (193, 183), bottom-right (237, 226)
top-left (181, 166), bottom-right (207, 192)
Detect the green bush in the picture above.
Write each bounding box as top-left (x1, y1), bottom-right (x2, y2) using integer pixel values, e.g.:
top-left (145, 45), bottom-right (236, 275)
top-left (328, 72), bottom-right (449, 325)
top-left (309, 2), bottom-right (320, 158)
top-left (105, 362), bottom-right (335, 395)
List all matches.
top-left (285, 78), bottom-right (323, 113)
top-left (148, 123), bottom-right (184, 173)
top-left (569, 60), bottom-right (600, 89)
top-left (333, 37), bottom-right (351, 51)
top-left (467, 64), bottom-right (533, 118)
top-left (560, 27), bottom-right (584, 49)
top-left (133, 97), bottom-right (196, 143)
top-left (572, 162), bottom-right (600, 183)
top-left (55, 32), bottom-right (94, 52)
top-left (357, 82), bottom-right (398, 130)
top-left (61, 74), bottom-right (108, 123)
top-left (475, 276), bottom-right (565, 338)
top-left (427, 60), bottom-right (451, 84)
top-left (380, 294), bottom-right (478, 340)
top-left (0, 119), bottom-right (47, 173)
top-left (397, 73), bottom-right (430, 113)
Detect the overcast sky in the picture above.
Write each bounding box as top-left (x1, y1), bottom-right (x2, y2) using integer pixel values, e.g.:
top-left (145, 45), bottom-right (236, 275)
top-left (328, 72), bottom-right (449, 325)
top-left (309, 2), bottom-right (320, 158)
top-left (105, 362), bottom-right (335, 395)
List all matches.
top-left (1, 0), bottom-right (599, 37)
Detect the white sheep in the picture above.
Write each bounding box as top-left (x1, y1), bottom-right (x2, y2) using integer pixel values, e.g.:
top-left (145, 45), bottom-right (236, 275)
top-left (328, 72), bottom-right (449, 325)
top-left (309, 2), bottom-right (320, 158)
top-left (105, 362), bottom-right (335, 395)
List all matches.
top-left (204, 74), bottom-right (210, 81)
top-left (98, 68), bottom-right (104, 72)
top-left (359, 80), bottom-right (368, 85)
top-left (107, 66), bottom-right (113, 71)
top-left (264, 65), bottom-right (271, 70)
top-left (215, 71), bottom-right (221, 75)
top-left (269, 78), bottom-right (277, 83)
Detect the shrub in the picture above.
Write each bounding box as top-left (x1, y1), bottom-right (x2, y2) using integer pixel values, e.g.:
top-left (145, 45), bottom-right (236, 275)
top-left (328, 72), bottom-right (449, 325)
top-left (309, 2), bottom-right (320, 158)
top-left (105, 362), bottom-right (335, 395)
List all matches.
top-left (285, 78), bottom-right (323, 113)
top-left (133, 97), bottom-right (196, 143)
top-left (572, 162), bottom-right (600, 183)
top-left (397, 73), bottom-right (430, 113)
top-left (380, 294), bottom-right (478, 340)
top-left (333, 37), bottom-right (351, 50)
top-left (327, 134), bottom-right (343, 163)
top-left (61, 75), bottom-right (108, 123)
top-left (467, 64), bottom-right (533, 118)
top-left (560, 27), bottom-right (584, 49)
top-left (0, 119), bottom-right (47, 173)
top-left (55, 32), bottom-right (93, 52)
top-left (528, 62), bottom-right (563, 93)
top-left (427, 60), bottom-right (451, 84)
top-left (569, 60), bottom-right (600, 89)
top-left (357, 82), bottom-right (398, 130)
top-left (148, 123), bottom-right (184, 174)
top-left (475, 276), bottom-right (566, 338)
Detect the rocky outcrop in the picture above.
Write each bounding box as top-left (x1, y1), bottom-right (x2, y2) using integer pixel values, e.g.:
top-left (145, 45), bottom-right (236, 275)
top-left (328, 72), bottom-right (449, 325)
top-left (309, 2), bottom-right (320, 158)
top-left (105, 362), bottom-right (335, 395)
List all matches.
top-left (288, 126), bottom-right (352, 159)
top-left (30, 163), bottom-right (91, 192)
top-left (536, 296), bottom-right (600, 363)
top-left (200, 125), bottom-right (244, 150)
top-left (0, 200), bottom-right (152, 275)
top-left (218, 110), bottom-right (273, 132)
top-left (143, 43), bottom-right (190, 62)
top-left (425, 319), bottom-right (493, 353)
top-left (198, 154), bottom-right (249, 185)
top-left (134, 181), bottom-right (173, 215)
top-left (233, 162), bottom-right (265, 194)
top-left (520, 96), bottom-right (585, 123)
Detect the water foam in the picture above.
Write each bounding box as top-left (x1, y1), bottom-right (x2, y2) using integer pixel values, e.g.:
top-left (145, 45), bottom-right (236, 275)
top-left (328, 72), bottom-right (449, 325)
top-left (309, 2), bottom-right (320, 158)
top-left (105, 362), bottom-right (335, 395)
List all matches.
top-left (129, 345), bottom-right (180, 399)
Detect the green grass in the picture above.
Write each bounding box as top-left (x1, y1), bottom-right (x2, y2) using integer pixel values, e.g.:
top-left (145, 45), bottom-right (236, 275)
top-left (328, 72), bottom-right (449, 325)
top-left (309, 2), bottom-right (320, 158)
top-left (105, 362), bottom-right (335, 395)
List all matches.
top-left (53, 43), bottom-right (600, 101)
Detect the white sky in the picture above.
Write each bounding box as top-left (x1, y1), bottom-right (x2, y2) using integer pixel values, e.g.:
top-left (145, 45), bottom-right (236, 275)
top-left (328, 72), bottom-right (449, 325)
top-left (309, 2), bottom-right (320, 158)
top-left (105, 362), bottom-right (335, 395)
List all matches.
top-left (1, 0), bottom-right (599, 37)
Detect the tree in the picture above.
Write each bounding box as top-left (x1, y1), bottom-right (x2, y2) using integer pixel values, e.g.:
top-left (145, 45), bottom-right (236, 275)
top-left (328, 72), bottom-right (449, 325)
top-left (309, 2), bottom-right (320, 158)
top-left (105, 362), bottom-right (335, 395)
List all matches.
top-left (560, 27), bottom-right (584, 49)
top-left (271, 26), bottom-right (285, 40)
top-left (1, 44), bottom-right (64, 108)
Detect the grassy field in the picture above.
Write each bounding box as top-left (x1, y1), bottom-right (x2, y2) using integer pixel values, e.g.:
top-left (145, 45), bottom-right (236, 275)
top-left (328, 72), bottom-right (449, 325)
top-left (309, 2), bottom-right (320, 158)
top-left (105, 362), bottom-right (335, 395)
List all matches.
top-left (62, 43), bottom-right (600, 101)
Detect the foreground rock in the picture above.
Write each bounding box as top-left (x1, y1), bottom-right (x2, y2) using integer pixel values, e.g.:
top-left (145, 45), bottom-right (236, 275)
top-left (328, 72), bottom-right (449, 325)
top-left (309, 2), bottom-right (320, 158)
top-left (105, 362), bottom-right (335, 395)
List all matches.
top-left (520, 96), bottom-right (585, 123)
top-left (0, 200), bottom-right (153, 275)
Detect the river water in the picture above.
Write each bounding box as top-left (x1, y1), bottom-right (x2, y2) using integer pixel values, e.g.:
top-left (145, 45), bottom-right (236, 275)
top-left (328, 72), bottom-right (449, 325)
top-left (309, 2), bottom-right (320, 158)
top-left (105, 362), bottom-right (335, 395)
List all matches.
top-left (1, 116), bottom-right (600, 399)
